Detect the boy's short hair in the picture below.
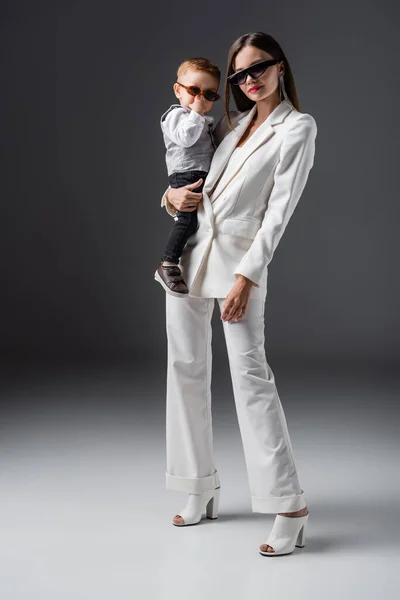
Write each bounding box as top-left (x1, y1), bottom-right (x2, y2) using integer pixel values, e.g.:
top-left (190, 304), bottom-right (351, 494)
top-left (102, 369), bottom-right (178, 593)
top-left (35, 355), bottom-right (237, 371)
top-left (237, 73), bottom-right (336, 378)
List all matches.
top-left (177, 58), bottom-right (221, 83)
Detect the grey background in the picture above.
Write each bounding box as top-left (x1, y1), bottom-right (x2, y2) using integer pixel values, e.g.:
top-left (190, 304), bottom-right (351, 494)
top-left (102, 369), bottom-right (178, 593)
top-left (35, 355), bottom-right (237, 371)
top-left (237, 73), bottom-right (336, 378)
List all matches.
top-left (1, 2), bottom-right (400, 598)
top-left (1, 0), bottom-right (399, 367)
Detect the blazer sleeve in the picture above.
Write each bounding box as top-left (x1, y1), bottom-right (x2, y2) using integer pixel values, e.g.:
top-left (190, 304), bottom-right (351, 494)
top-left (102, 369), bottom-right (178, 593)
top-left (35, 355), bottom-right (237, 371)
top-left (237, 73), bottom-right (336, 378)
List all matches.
top-left (233, 113), bottom-right (317, 287)
top-left (161, 186), bottom-right (178, 218)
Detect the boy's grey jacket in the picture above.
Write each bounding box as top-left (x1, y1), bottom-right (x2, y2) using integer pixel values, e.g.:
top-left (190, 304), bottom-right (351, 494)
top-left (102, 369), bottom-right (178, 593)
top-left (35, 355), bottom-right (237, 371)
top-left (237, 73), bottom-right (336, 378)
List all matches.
top-left (160, 104), bottom-right (216, 176)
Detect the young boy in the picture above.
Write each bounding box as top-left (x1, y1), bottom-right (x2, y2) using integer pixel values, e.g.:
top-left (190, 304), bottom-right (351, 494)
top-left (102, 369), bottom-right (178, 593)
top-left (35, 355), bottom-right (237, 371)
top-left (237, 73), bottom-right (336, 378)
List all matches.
top-left (154, 58), bottom-right (221, 297)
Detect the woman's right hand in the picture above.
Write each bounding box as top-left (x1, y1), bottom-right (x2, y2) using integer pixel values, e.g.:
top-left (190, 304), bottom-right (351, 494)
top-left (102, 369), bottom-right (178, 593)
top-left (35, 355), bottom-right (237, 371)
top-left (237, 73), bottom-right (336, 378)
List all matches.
top-left (166, 179), bottom-right (203, 212)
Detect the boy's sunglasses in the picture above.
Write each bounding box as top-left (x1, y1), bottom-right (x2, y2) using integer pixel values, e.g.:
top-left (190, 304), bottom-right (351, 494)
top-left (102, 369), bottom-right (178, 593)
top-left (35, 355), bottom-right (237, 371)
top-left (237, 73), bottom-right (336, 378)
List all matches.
top-left (176, 81), bottom-right (221, 102)
top-left (227, 58), bottom-right (282, 86)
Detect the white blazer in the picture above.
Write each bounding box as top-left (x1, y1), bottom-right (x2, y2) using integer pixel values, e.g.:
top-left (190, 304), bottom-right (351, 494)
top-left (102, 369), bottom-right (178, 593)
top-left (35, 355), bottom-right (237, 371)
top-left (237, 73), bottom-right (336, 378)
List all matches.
top-left (161, 99), bottom-right (317, 299)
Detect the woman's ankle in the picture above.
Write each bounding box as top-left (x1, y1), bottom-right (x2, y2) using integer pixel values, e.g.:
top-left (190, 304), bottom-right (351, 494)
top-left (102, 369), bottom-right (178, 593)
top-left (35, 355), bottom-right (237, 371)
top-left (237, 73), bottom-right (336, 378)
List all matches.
top-left (278, 506), bottom-right (308, 517)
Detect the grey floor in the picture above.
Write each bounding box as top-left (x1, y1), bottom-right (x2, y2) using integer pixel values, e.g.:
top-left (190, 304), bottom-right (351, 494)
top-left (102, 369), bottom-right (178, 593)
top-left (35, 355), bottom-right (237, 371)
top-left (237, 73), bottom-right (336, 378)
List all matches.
top-left (0, 362), bottom-right (399, 599)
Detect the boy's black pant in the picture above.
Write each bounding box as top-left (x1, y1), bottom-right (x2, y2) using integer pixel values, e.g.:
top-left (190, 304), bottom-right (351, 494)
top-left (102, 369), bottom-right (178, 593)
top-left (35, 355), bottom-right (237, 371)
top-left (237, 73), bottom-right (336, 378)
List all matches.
top-left (163, 170), bottom-right (208, 264)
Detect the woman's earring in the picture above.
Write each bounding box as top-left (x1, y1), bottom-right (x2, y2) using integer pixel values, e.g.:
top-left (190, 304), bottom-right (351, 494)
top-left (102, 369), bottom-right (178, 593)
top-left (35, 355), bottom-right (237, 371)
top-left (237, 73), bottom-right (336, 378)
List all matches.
top-left (279, 73), bottom-right (290, 103)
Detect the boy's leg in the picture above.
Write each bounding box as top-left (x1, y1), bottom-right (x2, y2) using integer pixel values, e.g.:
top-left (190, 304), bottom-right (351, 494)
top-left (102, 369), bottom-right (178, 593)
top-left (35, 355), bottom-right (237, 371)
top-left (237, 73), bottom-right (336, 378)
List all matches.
top-left (163, 209), bottom-right (198, 264)
top-left (163, 170), bottom-right (207, 265)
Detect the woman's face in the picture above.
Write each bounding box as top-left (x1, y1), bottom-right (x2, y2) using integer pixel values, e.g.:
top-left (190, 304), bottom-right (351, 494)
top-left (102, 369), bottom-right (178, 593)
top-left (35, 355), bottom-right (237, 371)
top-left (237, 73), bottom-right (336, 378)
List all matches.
top-left (232, 46), bottom-right (284, 103)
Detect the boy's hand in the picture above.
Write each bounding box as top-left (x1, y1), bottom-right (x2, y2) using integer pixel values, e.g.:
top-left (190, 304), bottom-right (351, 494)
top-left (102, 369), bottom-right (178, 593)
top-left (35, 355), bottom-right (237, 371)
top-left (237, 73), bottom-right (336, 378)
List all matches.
top-left (191, 95), bottom-right (207, 117)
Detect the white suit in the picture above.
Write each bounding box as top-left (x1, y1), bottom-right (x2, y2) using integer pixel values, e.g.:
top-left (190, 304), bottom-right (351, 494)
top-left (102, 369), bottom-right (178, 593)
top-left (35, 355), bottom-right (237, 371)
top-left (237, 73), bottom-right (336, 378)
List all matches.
top-left (161, 99), bottom-right (317, 513)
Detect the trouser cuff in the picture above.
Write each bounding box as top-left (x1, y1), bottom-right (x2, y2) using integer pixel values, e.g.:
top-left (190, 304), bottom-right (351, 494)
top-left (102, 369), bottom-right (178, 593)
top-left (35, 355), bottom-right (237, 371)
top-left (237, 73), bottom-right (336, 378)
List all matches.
top-left (251, 489), bottom-right (307, 513)
top-left (166, 471), bottom-right (220, 494)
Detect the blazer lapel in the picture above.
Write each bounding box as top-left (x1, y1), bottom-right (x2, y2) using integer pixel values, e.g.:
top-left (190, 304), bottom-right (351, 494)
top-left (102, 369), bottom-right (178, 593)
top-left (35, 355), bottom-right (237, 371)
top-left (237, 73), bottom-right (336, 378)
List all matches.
top-left (204, 99), bottom-right (294, 204)
top-left (203, 105), bottom-right (257, 197)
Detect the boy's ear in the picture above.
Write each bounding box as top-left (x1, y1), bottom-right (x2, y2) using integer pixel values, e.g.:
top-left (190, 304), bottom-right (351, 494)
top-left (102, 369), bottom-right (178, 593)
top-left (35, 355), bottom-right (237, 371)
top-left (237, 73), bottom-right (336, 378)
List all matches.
top-left (173, 83), bottom-right (180, 98)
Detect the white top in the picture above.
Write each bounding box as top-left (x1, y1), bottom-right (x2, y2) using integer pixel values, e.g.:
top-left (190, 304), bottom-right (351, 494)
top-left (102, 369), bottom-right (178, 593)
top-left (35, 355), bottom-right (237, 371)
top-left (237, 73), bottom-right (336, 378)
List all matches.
top-left (208, 145), bottom-right (245, 202)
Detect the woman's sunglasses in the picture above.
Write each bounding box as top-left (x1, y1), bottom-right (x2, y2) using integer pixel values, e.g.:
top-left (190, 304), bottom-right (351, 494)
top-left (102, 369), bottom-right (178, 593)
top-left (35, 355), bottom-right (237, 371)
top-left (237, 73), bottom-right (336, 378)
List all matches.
top-left (176, 81), bottom-right (221, 102)
top-left (227, 58), bottom-right (282, 86)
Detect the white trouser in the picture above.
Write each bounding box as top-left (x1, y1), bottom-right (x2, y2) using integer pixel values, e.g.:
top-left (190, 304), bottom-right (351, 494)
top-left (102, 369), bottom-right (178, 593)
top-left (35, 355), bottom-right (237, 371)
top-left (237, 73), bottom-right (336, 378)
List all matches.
top-left (165, 294), bottom-right (307, 513)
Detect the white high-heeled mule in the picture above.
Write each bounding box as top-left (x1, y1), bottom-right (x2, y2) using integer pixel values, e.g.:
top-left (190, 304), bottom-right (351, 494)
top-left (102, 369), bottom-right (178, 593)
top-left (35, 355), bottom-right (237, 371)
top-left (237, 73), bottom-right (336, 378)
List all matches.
top-left (172, 487), bottom-right (220, 526)
top-left (259, 511), bottom-right (309, 556)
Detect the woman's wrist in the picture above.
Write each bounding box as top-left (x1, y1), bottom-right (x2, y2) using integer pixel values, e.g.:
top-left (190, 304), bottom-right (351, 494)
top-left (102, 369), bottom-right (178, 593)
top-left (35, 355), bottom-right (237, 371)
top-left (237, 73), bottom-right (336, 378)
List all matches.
top-left (235, 274), bottom-right (255, 288)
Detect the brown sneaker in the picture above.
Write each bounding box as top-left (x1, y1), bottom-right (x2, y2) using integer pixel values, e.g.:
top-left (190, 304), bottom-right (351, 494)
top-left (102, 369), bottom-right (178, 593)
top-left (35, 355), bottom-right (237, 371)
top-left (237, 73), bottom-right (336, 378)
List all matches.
top-left (154, 263), bottom-right (189, 297)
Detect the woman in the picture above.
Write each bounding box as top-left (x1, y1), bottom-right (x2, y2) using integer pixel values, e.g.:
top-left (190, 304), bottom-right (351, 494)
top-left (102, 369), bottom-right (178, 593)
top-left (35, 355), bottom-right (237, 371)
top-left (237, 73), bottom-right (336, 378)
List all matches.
top-left (159, 32), bottom-right (317, 557)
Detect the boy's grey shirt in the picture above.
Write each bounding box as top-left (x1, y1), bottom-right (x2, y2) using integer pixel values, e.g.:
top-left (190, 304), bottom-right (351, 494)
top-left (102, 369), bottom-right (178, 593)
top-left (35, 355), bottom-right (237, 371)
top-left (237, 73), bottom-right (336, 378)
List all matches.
top-left (160, 104), bottom-right (216, 176)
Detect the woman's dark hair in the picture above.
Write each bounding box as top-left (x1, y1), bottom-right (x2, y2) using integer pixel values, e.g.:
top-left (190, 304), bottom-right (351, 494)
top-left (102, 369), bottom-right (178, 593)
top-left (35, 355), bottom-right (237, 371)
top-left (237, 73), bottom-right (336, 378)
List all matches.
top-left (224, 32), bottom-right (300, 129)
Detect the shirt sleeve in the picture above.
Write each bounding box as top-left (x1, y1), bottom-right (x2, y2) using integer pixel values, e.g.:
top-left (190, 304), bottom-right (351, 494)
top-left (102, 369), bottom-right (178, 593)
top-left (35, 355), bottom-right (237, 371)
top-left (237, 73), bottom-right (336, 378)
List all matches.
top-left (233, 114), bottom-right (317, 287)
top-left (162, 107), bottom-right (206, 148)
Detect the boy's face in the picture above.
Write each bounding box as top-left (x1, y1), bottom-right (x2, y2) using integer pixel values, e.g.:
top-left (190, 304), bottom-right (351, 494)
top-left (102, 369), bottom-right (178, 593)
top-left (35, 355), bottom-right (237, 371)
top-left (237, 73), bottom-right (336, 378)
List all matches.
top-left (173, 69), bottom-right (219, 113)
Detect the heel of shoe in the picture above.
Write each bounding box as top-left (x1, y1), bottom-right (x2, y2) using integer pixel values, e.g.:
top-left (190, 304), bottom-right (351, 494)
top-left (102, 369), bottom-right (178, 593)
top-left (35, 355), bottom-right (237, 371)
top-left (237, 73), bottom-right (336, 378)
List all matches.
top-left (295, 519), bottom-right (307, 548)
top-left (206, 486), bottom-right (220, 520)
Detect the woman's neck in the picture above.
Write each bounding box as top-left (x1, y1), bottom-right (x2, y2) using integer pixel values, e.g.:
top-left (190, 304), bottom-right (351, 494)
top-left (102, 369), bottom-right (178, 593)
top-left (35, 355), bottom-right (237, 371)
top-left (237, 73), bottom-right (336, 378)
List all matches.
top-left (252, 94), bottom-right (281, 125)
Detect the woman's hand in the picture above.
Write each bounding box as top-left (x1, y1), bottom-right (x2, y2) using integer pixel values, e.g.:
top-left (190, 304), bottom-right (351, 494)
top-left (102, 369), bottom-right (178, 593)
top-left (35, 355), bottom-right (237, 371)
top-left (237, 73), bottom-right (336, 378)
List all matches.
top-left (166, 179), bottom-right (203, 212)
top-left (221, 275), bottom-right (255, 323)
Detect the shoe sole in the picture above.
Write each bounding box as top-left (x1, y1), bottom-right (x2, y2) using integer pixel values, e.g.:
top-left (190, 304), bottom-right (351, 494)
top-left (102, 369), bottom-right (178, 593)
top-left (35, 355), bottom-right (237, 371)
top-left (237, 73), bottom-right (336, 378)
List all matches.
top-left (259, 544), bottom-right (305, 557)
top-left (172, 516), bottom-right (218, 527)
top-left (154, 270), bottom-right (189, 298)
